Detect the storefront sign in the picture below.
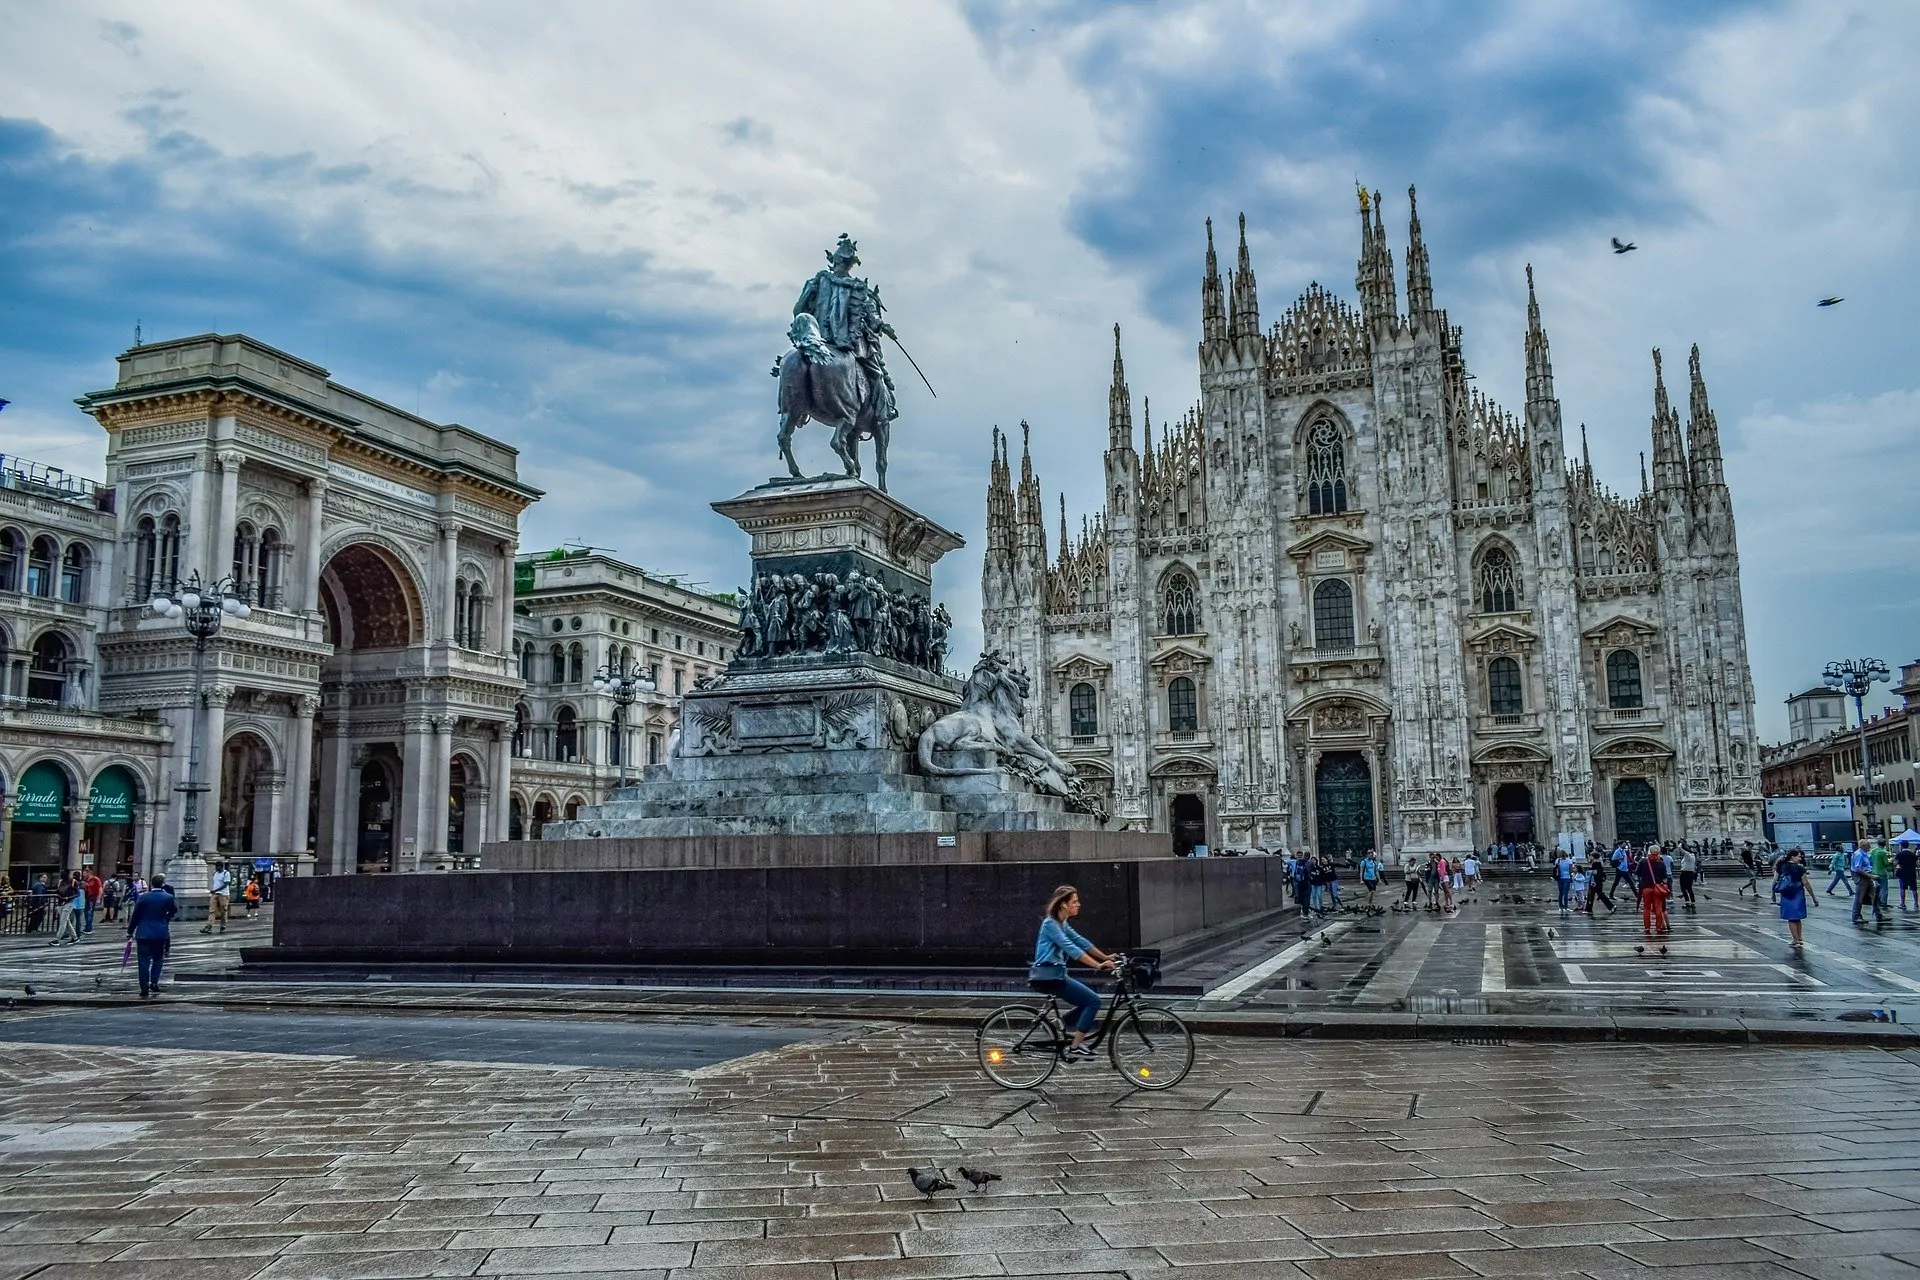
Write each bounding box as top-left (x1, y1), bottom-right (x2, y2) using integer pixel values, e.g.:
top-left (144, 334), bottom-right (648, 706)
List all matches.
top-left (15, 762), bottom-right (67, 824)
top-left (87, 768), bottom-right (134, 825)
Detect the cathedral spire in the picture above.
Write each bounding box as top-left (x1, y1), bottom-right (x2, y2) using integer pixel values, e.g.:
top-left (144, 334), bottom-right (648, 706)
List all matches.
top-left (1686, 343), bottom-right (1725, 491)
top-left (1580, 423), bottom-right (1592, 479)
top-left (1229, 212), bottom-right (1261, 341)
top-left (1058, 493), bottom-right (1070, 565)
top-left (1016, 420), bottom-right (1046, 565)
top-left (1108, 323), bottom-right (1133, 452)
top-left (1405, 185), bottom-right (1433, 317)
top-left (1142, 397), bottom-right (1154, 468)
top-left (1640, 450), bottom-right (1649, 497)
top-left (1201, 218), bottom-right (1227, 350)
top-left (1650, 348), bottom-right (1689, 496)
top-left (1524, 264), bottom-right (1556, 407)
top-left (985, 426), bottom-right (1015, 559)
top-left (1356, 188), bottom-right (1397, 327)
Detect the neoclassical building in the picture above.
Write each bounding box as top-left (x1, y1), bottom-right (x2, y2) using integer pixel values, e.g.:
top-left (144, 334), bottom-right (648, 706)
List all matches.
top-left (985, 191), bottom-right (1762, 856)
top-left (0, 456), bottom-right (172, 885)
top-left (80, 333), bottom-right (540, 876)
top-left (506, 549), bottom-right (739, 838)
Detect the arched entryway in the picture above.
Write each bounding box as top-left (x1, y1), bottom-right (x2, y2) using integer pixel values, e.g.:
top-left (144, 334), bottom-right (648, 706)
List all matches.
top-left (218, 732), bottom-right (275, 856)
top-left (1314, 752), bottom-right (1375, 857)
top-left (1613, 778), bottom-right (1659, 845)
top-left (532, 794), bottom-right (556, 838)
top-left (10, 760), bottom-right (72, 883)
top-left (1494, 782), bottom-right (1535, 844)
top-left (357, 757), bottom-right (398, 873)
top-left (86, 766), bottom-right (140, 878)
top-left (1170, 794), bottom-right (1207, 855)
top-left (446, 756), bottom-right (472, 855)
top-left (319, 543), bottom-right (422, 651)
top-left (508, 794), bottom-right (526, 841)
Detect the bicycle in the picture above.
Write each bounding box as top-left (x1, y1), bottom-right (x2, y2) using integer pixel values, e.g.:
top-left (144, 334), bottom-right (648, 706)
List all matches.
top-left (975, 951), bottom-right (1195, 1091)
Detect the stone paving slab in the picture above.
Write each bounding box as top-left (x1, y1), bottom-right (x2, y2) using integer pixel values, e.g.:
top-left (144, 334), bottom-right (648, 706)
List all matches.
top-left (5, 1023), bottom-right (1920, 1277)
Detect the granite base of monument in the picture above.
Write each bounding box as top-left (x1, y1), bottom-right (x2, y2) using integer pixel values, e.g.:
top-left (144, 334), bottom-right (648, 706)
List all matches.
top-left (255, 855), bottom-right (1289, 971)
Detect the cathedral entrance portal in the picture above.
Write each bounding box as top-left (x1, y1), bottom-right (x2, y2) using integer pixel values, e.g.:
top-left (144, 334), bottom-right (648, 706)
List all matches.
top-left (1494, 782), bottom-right (1535, 844)
top-left (1314, 752), bottom-right (1375, 857)
top-left (1170, 794), bottom-right (1207, 856)
top-left (1613, 778), bottom-right (1659, 846)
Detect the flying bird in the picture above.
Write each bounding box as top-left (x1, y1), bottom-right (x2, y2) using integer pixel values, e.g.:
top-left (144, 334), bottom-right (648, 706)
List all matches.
top-left (1611, 238), bottom-right (1637, 254)
top-left (907, 1168), bottom-right (954, 1198)
top-left (1817, 297), bottom-right (1844, 307)
top-left (0, 398), bottom-right (11, 412)
top-left (958, 1167), bottom-right (1002, 1193)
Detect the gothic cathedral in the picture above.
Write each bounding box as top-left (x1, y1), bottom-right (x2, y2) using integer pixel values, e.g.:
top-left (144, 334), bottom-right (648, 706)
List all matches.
top-left (982, 189), bottom-right (1762, 857)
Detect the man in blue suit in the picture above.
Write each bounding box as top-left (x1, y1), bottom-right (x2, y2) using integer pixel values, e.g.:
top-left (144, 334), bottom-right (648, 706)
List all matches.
top-left (125, 874), bottom-right (177, 999)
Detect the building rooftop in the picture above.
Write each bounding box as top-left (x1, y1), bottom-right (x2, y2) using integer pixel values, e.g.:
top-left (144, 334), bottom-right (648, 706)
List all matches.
top-left (0, 454), bottom-right (115, 512)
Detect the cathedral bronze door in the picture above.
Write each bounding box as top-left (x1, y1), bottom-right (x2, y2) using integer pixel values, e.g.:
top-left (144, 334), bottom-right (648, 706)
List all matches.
top-left (1613, 778), bottom-right (1659, 845)
top-left (1315, 752), bottom-right (1375, 856)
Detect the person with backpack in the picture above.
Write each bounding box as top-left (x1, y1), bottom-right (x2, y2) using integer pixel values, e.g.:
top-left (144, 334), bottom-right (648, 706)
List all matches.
top-left (1608, 843), bottom-right (1632, 900)
top-left (1638, 843), bottom-right (1673, 936)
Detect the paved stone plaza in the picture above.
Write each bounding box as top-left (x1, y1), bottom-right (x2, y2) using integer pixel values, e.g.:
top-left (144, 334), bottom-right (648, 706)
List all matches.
top-left (4, 1018), bottom-right (1920, 1279)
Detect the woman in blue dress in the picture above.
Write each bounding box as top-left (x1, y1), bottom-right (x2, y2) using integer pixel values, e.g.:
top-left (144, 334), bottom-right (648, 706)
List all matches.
top-left (1776, 847), bottom-right (1816, 947)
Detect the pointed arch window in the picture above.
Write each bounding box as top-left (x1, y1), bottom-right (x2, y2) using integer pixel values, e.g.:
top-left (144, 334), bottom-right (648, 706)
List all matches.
top-left (1477, 546), bottom-right (1519, 614)
top-left (1305, 420), bottom-right (1348, 514)
top-left (1162, 571), bottom-right (1199, 636)
top-left (1488, 656), bottom-right (1524, 716)
top-left (1312, 578), bottom-right (1355, 649)
top-left (1606, 649), bottom-right (1644, 709)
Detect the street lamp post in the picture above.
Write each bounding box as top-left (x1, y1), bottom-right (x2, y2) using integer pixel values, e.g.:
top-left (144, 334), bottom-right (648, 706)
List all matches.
top-left (149, 573), bottom-right (252, 887)
top-left (591, 658), bottom-right (655, 790)
top-left (1824, 657), bottom-right (1891, 840)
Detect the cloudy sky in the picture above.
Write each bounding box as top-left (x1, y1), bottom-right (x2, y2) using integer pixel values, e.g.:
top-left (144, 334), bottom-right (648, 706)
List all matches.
top-left (2, 1), bottom-right (1914, 737)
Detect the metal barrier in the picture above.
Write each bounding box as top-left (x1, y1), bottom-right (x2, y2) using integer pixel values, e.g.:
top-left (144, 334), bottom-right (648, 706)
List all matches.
top-left (0, 895), bottom-right (60, 936)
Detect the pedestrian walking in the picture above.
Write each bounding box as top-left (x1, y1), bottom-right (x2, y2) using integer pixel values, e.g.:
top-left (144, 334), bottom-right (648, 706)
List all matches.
top-left (1462, 853), bottom-right (1480, 894)
top-left (1852, 843), bottom-right (1887, 927)
top-left (126, 874), bottom-right (178, 999)
top-left (201, 862), bottom-right (232, 934)
top-left (1360, 851), bottom-right (1381, 908)
top-left (100, 876), bottom-right (121, 924)
top-left (242, 878), bottom-right (262, 917)
top-left (1677, 847), bottom-right (1698, 913)
top-left (1402, 854), bottom-right (1422, 907)
top-left (1776, 847), bottom-right (1816, 948)
top-left (81, 868), bottom-right (102, 933)
top-left (1608, 843), bottom-right (1632, 899)
top-left (1869, 839), bottom-right (1892, 916)
top-left (1737, 844), bottom-right (1760, 898)
top-left (50, 875), bottom-right (83, 945)
top-left (1555, 850), bottom-right (1574, 916)
top-left (1825, 845), bottom-right (1852, 898)
top-left (1638, 844), bottom-right (1673, 936)
top-left (1897, 840), bottom-right (1919, 912)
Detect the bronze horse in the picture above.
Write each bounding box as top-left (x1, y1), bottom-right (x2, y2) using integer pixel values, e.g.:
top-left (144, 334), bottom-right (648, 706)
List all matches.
top-left (774, 314), bottom-right (891, 491)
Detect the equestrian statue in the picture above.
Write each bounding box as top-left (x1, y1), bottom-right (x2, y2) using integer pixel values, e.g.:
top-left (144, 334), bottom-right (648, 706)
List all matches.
top-left (773, 233), bottom-right (931, 493)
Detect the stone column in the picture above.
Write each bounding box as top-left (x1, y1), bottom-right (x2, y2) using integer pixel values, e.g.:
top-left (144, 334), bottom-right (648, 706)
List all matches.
top-left (303, 479), bottom-right (328, 612)
top-left (214, 450), bottom-right (244, 584)
top-left (491, 723), bottom-right (512, 844)
top-left (439, 523), bottom-right (461, 644)
top-left (136, 800), bottom-right (158, 881)
top-left (0, 797), bottom-right (14, 882)
top-left (256, 772), bottom-right (285, 859)
top-left (427, 717), bottom-right (454, 858)
top-left (65, 798), bottom-right (91, 873)
top-left (496, 541), bottom-right (516, 657)
top-left (401, 717), bottom-right (431, 871)
top-left (285, 695), bottom-right (320, 855)
top-left (316, 734), bottom-right (351, 875)
top-left (201, 684), bottom-right (233, 853)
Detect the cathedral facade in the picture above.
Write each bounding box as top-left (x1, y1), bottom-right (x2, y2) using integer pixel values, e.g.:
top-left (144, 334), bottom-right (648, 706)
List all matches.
top-left (983, 190), bottom-right (1762, 857)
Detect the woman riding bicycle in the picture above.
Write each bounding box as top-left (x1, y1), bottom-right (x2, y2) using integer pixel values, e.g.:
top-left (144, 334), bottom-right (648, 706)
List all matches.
top-left (1029, 884), bottom-right (1116, 1061)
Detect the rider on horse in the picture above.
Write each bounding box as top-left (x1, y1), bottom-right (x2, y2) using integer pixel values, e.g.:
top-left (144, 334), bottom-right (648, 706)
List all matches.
top-left (794, 233), bottom-right (899, 435)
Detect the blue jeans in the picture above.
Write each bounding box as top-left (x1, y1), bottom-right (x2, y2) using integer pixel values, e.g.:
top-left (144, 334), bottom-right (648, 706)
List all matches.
top-left (1827, 867), bottom-right (1851, 895)
top-left (1557, 878), bottom-right (1572, 909)
top-left (1033, 976), bottom-right (1101, 1033)
top-left (83, 902), bottom-right (95, 933)
top-left (135, 938), bottom-right (167, 993)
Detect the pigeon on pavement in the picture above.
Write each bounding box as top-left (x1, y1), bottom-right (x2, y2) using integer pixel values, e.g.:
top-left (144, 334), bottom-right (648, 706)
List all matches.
top-left (957, 1167), bottom-right (1002, 1193)
top-left (907, 1168), bottom-right (954, 1198)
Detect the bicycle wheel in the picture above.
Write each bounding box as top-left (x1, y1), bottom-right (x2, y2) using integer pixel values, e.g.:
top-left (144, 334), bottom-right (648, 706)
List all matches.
top-left (977, 1004), bottom-right (1061, 1089)
top-left (1108, 1005), bottom-right (1194, 1090)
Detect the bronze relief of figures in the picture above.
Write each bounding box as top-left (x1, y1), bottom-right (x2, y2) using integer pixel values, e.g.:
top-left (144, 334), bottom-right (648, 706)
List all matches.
top-left (734, 567), bottom-right (950, 673)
